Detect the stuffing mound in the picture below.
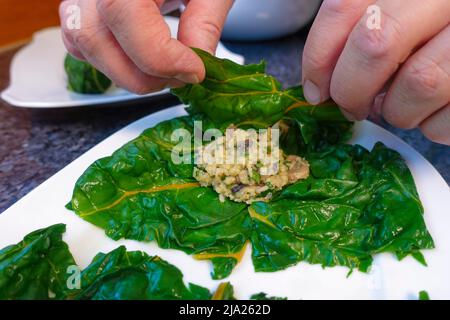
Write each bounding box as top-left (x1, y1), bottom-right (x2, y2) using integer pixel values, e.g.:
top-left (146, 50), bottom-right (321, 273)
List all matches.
top-left (193, 127), bottom-right (309, 204)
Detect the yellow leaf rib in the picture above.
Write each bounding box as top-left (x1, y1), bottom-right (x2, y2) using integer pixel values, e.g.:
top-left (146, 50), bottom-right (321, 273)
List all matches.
top-left (248, 207), bottom-right (277, 228)
top-left (194, 242), bottom-right (248, 263)
top-left (80, 182), bottom-right (200, 217)
top-left (211, 283), bottom-right (231, 300)
top-left (284, 100), bottom-right (312, 113)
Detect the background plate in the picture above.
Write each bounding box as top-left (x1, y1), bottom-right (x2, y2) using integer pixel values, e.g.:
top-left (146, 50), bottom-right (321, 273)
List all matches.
top-left (0, 105), bottom-right (449, 299)
top-left (0, 17), bottom-right (244, 108)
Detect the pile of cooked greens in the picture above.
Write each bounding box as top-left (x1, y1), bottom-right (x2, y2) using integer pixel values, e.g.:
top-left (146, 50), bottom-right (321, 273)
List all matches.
top-left (0, 49), bottom-right (434, 299)
top-left (0, 224), bottom-right (273, 300)
top-left (65, 54), bottom-right (112, 94)
top-left (66, 49), bottom-right (434, 280)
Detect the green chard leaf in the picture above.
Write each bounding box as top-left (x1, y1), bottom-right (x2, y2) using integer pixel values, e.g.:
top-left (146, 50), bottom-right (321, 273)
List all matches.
top-left (211, 282), bottom-right (236, 300)
top-left (2, 226), bottom-right (286, 300)
top-left (250, 292), bottom-right (287, 300)
top-left (0, 224), bottom-right (76, 300)
top-left (419, 290), bottom-right (430, 300)
top-left (68, 117), bottom-right (250, 280)
top-left (0, 226), bottom-right (214, 300)
top-left (67, 50), bottom-right (434, 280)
top-left (64, 54), bottom-right (112, 94)
top-left (249, 143), bottom-right (434, 273)
top-left (172, 48), bottom-right (351, 143)
top-left (66, 246), bottom-right (211, 300)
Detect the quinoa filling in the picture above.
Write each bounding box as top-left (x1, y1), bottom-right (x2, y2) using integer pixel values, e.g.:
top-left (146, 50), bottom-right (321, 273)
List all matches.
top-left (193, 127), bottom-right (310, 204)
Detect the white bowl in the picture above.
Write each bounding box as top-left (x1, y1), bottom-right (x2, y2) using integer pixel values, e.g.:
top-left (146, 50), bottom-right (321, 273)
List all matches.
top-left (222, 0), bottom-right (322, 41)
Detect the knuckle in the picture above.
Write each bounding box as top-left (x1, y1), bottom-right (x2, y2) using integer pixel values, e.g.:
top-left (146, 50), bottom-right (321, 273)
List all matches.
top-left (302, 46), bottom-right (330, 74)
top-left (97, 0), bottom-right (129, 26)
top-left (199, 20), bottom-right (222, 43)
top-left (180, 17), bottom-right (222, 53)
top-left (138, 40), bottom-right (184, 77)
top-left (96, 0), bottom-right (117, 15)
top-left (71, 28), bottom-right (97, 56)
top-left (138, 54), bottom-right (169, 76)
top-left (402, 59), bottom-right (446, 98)
top-left (351, 14), bottom-right (402, 62)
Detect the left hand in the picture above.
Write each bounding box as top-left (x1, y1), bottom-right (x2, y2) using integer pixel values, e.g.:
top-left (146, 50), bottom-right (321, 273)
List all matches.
top-left (302, 0), bottom-right (450, 145)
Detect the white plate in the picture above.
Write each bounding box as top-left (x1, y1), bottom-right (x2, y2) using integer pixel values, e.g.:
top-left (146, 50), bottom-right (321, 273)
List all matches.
top-left (0, 17), bottom-right (244, 108)
top-left (1, 105), bottom-right (449, 300)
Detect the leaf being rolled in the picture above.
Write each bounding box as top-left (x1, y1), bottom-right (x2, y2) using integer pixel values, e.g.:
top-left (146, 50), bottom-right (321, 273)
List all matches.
top-left (64, 54), bottom-right (112, 94)
top-left (172, 48), bottom-right (350, 133)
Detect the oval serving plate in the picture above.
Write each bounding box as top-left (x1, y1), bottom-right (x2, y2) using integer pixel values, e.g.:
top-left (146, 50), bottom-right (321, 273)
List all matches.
top-left (0, 105), bottom-right (449, 300)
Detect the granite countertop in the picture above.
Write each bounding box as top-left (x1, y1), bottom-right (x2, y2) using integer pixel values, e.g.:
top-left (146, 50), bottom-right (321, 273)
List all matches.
top-left (0, 30), bottom-right (448, 213)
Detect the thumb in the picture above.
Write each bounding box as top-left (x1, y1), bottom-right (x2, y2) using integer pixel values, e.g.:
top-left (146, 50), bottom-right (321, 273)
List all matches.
top-left (178, 0), bottom-right (234, 54)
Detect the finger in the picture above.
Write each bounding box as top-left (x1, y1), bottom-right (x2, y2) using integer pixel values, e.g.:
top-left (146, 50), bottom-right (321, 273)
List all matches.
top-left (60, 28), bottom-right (86, 60)
top-left (302, 0), bottom-right (375, 105)
top-left (97, 0), bottom-right (205, 83)
top-left (369, 92), bottom-right (386, 123)
top-left (178, 0), bottom-right (234, 54)
top-left (59, 0), bottom-right (86, 60)
top-left (382, 25), bottom-right (450, 129)
top-left (330, 0), bottom-right (450, 120)
top-left (60, 0), bottom-right (183, 94)
top-left (419, 105), bottom-right (450, 145)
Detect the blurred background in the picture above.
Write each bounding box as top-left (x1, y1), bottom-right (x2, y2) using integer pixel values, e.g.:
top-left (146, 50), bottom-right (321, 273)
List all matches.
top-left (0, 0), bottom-right (60, 49)
top-left (0, 1), bottom-right (448, 213)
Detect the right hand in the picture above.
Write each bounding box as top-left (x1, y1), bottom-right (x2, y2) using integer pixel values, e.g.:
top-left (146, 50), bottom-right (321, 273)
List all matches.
top-left (59, 0), bottom-right (234, 94)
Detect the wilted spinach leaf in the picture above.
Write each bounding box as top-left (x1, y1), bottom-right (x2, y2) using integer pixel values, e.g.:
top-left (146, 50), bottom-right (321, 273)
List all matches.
top-left (64, 54), bottom-right (112, 94)
top-left (0, 224), bottom-right (76, 300)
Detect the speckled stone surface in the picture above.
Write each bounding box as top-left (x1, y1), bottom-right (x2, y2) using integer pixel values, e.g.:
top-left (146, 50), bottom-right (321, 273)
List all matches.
top-left (0, 30), bottom-right (448, 213)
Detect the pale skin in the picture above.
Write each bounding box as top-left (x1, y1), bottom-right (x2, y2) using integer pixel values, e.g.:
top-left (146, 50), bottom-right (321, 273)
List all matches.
top-left (60, 0), bottom-right (450, 145)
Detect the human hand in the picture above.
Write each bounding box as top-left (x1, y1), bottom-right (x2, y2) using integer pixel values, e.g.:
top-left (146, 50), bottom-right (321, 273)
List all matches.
top-left (59, 0), bottom-right (234, 94)
top-left (302, 0), bottom-right (450, 145)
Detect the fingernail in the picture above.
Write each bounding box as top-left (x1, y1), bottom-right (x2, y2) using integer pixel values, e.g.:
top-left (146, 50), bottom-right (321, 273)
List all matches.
top-left (369, 93), bottom-right (386, 123)
top-left (175, 73), bottom-right (200, 84)
top-left (303, 80), bottom-right (322, 105)
top-left (373, 93), bottom-right (386, 115)
top-left (341, 109), bottom-right (356, 121)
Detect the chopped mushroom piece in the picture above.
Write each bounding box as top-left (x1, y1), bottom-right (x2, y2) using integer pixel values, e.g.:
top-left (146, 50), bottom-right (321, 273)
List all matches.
top-left (193, 127), bottom-right (310, 204)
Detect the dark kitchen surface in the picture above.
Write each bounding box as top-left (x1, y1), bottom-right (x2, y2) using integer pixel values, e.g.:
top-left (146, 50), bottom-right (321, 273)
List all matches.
top-left (0, 29), bottom-right (449, 213)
